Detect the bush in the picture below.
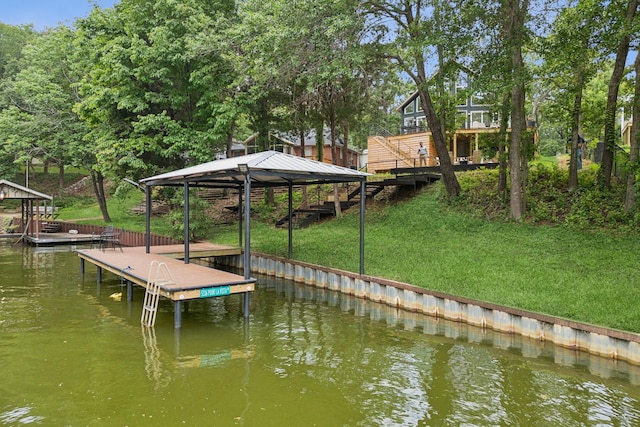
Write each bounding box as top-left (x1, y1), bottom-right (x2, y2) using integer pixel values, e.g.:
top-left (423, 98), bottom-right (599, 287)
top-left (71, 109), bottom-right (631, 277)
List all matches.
top-left (446, 165), bottom-right (639, 235)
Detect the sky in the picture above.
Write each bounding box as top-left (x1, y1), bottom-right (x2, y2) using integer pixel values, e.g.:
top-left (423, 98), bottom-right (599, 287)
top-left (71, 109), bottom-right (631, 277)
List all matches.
top-left (1, 0), bottom-right (119, 30)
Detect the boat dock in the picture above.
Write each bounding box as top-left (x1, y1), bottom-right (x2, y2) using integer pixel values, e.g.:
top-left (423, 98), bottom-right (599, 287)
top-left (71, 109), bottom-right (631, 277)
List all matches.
top-left (77, 243), bottom-right (254, 328)
top-left (24, 231), bottom-right (97, 245)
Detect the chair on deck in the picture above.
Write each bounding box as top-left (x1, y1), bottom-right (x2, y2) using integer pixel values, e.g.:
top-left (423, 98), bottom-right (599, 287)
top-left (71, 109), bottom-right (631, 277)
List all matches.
top-left (95, 226), bottom-right (122, 251)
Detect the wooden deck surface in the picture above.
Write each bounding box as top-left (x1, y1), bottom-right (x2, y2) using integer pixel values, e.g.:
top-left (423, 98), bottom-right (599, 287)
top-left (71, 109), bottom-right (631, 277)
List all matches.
top-left (23, 232), bottom-right (96, 245)
top-left (77, 244), bottom-right (253, 302)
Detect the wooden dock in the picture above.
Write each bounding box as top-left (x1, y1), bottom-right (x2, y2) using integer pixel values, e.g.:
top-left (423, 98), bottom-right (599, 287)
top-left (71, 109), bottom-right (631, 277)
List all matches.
top-left (77, 243), bottom-right (254, 328)
top-left (24, 232), bottom-right (97, 245)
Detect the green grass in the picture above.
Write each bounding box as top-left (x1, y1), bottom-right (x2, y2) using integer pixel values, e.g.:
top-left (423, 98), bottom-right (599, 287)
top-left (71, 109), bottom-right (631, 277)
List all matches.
top-left (212, 187), bottom-right (640, 333)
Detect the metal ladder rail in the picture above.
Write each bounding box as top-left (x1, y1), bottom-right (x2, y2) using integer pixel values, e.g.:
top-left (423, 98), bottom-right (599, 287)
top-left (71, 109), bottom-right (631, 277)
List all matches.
top-left (141, 261), bottom-right (175, 327)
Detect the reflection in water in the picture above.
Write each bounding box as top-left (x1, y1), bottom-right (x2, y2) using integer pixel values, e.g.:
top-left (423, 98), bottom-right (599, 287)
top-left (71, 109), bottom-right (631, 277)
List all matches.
top-left (0, 406), bottom-right (44, 425)
top-left (141, 326), bottom-right (169, 390)
top-left (1, 242), bottom-right (640, 426)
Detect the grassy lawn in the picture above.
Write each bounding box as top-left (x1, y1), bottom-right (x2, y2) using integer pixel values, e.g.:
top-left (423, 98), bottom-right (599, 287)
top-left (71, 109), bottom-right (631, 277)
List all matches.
top-left (211, 187), bottom-right (640, 334)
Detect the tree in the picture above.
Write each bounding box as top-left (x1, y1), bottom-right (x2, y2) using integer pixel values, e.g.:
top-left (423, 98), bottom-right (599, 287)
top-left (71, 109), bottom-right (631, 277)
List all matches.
top-left (624, 50), bottom-right (640, 211)
top-left (538, 0), bottom-right (602, 190)
top-left (598, 0), bottom-right (638, 187)
top-left (75, 0), bottom-right (237, 182)
top-left (363, 0), bottom-right (463, 199)
top-left (500, 0), bottom-right (531, 220)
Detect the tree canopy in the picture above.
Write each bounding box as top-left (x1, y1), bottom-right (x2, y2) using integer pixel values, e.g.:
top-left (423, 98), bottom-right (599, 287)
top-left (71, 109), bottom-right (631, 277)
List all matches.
top-left (0, 0), bottom-right (638, 219)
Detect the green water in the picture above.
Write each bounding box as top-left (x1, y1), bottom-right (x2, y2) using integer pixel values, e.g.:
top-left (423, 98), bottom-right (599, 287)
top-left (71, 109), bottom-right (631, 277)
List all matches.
top-left (1, 242), bottom-right (640, 426)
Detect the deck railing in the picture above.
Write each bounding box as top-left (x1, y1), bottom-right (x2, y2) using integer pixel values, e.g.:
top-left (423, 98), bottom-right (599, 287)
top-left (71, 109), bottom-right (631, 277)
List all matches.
top-left (10, 218), bottom-right (182, 247)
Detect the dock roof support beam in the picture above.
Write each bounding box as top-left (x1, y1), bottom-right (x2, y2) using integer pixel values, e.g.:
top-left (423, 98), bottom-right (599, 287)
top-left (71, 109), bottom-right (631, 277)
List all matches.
top-left (184, 182), bottom-right (190, 264)
top-left (360, 181), bottom-right (366, 276)
top-left (145, 185), bottom-right (151, 254)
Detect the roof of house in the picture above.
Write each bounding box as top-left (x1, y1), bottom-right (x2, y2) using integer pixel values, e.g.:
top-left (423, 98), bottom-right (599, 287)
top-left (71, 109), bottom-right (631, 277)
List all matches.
top-left (0, 179), bottom-right (53, 200)
top-left (140, 150), bottom-right (370, 189)
top-left (273, 128), bottom-right (346, 148)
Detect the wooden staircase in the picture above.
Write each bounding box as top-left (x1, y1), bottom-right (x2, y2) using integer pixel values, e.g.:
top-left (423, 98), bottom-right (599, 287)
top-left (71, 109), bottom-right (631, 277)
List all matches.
top-left (370, 135), bottom-right (415, 168)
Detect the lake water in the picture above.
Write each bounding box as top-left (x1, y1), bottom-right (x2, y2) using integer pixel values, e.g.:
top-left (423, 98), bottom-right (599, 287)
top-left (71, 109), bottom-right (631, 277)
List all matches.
top-left (1, 242), bottom-right (640, 426)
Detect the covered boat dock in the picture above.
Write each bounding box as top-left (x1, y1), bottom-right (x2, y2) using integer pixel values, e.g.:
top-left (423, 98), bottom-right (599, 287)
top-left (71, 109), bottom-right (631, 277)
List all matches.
top-left (79, 151), bottom-right (370, 328)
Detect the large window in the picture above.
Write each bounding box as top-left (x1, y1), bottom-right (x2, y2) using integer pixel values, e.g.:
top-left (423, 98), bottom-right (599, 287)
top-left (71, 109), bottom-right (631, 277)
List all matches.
top-left (470, 111), bottom-right (491, 128)
top-left (471, 92), bottom-right (491, 106)
top-left (404, 101), bottom-right (415, 114)
top-left (456, 111), bottom-right (468, 129)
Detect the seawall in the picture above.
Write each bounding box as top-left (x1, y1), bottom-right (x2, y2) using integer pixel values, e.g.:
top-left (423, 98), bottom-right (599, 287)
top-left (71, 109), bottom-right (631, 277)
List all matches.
top-left (214, 252), bottom-right (640, 367)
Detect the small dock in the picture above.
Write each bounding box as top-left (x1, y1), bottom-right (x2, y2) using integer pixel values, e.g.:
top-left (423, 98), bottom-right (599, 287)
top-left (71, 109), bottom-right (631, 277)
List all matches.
top-left (78, 243), bottom-right (254, 328)
top-left (24, 231), bottom-right (97, 245)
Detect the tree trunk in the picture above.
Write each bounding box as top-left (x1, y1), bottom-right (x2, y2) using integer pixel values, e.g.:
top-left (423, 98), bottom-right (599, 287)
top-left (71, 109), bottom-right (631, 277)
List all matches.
top-left (598, 0), bottom-right (637, 187)
top-left (506, 0), bottom-right (529, 221)
top-left (509, 81), bottom-right (525, 221)
top-left (91, 169), bottom-right (111, 223)
top-left (328, 115), bottom-right (342, 216)
top-left (315, 120), bottom-right (324, 162)
top-left (569, 88), bottom-right (583, 191)
top-left (498, 92), bottom-right (510, 200)
top-left (300, 127), bottom-right (308, 209)
top-left (342, 120), bottom-right (350, 168)
top-left (58, 163), bottom-right (65, 191)
top-left (625, 50), bottom-right (640, 211)
top-left (417, 86), bottom-right (461, 198)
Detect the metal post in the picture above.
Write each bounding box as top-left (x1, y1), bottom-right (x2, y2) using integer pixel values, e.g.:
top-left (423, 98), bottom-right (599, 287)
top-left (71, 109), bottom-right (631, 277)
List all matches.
top-left (238, 187), bottom-right (243, 247)
top-left (243, 173), bottom-right (251, 318)
top-left (80, 258), bottom-right (85, 274)
top-left (359, 180), bottom-right (366, 276)
top-left (97, 266), bottom-right (102, 284)
top-left (288, 182), bottom-right (293, 259)
top-left (145, 185), bottom-right (151, 253)
top-left (174, 301), bottom-right (182, 329)
top-left (183, 182), bottom-right (190, 264)
top-left (243, 174), bottom-right (251, 280)
top-left (244, 292), bottom-right (250, 318)
top-left (127, 281), bottom-right (133, 302)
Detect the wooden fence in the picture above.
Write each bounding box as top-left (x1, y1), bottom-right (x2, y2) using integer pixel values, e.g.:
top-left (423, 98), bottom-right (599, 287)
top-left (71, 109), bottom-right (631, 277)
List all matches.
top-left (12, 218), bottom-right (182, 247)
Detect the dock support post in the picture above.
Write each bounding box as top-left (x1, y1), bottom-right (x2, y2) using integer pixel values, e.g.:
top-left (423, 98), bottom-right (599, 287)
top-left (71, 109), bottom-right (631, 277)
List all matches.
top-left (127, 281), bottom-right (133, 302)
top-left (97, 266), bottom-right (102, 284)
top-left (243, 292), bottom-right (250, 318)
top-left (145, 185), bottom-right (151, 254)
top-left (183, 182), bottom-right (190, 264)
top-left (80, 258), bottom-right (85, 274)
top-left (174, 301), bottom-right (182, 329)
top-left (359, 180), bottom-right (366, 276)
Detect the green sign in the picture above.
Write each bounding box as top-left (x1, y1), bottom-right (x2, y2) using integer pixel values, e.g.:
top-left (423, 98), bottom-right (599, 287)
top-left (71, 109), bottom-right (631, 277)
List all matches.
top-left (199, 285), bottom-right (231, 298)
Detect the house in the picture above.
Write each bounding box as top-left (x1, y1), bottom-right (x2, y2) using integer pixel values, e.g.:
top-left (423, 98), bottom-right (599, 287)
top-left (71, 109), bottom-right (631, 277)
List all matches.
top-left (367, 69), bottom-right (512, 173)
top-left (268, 128), bottom-right (364, 169)
top-left (214, 141), bottom-right (248, 160)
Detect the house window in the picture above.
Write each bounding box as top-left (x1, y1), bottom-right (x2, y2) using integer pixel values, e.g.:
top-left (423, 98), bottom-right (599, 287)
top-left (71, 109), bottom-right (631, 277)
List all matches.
top-left (470, 111), bottom-right (491, 128)
top-left (404, 102), bottom-right (415, 114)
top-left (456, 111), bottom-right (468, 129)
top-left (304, 146), bottom-right (313, 157)
top-left (416, 96), bottom-right (422, 111)
top-left (472, 92), bottom-right (490, 106)
top-left (416, 116), bottom-right (426, 130)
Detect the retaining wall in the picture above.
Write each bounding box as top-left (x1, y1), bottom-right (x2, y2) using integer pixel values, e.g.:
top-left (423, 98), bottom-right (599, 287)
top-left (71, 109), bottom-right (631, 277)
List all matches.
top-left (216, 252), bottom-right (640, 366)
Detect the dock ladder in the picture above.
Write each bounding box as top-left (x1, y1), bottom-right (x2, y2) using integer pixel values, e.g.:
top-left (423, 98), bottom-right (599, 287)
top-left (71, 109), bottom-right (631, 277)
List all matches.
top-left (141, 261), bottom-right (175, 327)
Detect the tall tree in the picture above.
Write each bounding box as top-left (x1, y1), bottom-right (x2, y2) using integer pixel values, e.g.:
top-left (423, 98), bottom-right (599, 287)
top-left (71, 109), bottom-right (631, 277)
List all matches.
top-left (503, 0), bottom-right (531, 220)
top-left (598, 0), bottom-right (638, 187)
top-left (624, 50), bottom-right (640, 211)
top-left (363, 0), bottom-right (464, 198)
top-left (75, 0), bottom-right (237, 181)
top-left (538, 0), bottom-right (601, 190)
